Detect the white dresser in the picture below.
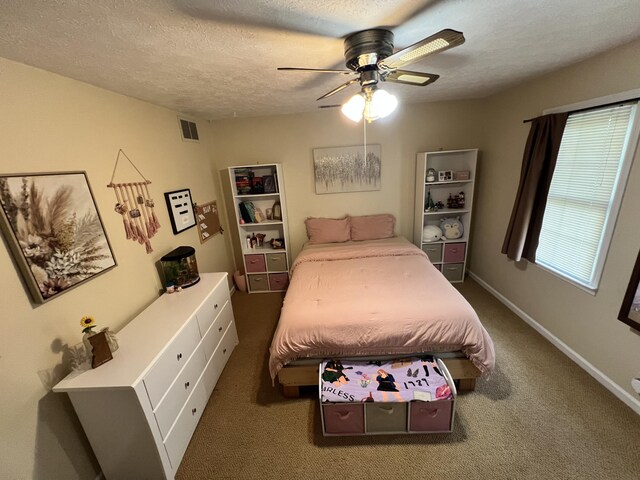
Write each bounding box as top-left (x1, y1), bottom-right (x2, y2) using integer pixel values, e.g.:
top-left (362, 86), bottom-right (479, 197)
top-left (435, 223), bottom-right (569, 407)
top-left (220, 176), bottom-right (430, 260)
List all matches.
top-left (53, 272), bottom-right (238, 480)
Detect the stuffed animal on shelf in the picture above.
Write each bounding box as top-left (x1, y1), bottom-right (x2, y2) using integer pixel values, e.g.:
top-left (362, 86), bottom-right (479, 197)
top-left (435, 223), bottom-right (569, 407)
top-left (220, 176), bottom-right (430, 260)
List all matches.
top-left (422, 225), bottom-right (443, 242)
top-left (440, 217), bottom-right (464, 239)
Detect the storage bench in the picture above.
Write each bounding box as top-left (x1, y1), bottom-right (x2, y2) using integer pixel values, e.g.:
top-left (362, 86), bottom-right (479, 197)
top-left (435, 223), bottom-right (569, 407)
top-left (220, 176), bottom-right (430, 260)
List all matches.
top-left (319, 357), bottom-right (456, 436)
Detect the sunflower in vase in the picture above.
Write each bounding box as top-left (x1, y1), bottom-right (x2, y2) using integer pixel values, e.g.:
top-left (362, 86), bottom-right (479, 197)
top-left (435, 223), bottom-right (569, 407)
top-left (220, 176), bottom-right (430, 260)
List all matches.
top-left (80, 315), bottom-right (97, 334)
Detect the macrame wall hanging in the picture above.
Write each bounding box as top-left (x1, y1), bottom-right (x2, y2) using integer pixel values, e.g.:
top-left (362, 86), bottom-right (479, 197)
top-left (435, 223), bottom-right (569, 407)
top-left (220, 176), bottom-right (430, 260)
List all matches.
top-left (107, 149), bottom-right (160, 253)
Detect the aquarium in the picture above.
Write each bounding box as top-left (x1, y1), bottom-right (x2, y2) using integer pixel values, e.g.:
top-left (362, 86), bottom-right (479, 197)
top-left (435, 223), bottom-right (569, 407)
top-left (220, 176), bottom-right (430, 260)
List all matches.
top-left (160, 246), bottom-right (200, 289)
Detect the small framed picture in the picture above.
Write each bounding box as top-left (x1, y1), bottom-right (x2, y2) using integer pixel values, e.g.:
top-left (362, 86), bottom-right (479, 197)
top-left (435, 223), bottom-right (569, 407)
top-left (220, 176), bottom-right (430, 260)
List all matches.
top-left (263, 175), bottom-right (277, 194)
top-left (438, 170), bottom-right (453, 182)
top-left (164, 188), bottom-right (196, 234)
top-left (618, 249), bottom-right (640, 331)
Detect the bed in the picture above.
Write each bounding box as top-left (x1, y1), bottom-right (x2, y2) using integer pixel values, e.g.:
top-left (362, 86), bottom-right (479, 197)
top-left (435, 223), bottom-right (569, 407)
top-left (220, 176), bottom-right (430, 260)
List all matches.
top-left (268, 231), bottom-right (495, 397)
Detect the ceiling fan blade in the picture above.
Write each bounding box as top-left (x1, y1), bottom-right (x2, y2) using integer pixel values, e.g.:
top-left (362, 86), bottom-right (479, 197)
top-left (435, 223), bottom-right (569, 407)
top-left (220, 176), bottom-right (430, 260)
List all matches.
top-left (318, 104), bottom-right (341, 109)
top-left (316, 79), bottom-right (359, 101)
top-left (277, 67), bottom-right (354, 75)
top-left (384, 70), bottom-right (439, 86)
top-left (379, 29), bottom-right (465, 69)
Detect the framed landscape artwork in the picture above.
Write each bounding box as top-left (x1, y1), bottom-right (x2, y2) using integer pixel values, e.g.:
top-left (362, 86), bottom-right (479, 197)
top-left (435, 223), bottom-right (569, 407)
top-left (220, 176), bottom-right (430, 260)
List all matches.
top-left (0, 171), bottom-right (117, 304)
top-left (313, 144), bottom-right (381, 194)
top-left (618, 249), bottom-right (640, 331)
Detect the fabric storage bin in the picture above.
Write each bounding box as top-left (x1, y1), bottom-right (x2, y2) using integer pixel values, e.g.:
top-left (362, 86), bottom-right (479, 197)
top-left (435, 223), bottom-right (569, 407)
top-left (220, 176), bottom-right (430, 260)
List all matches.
top-left (266, 253), bottom-right (287, 271)
top-left (365, 402), bottom-right (407, 433)
top-left (245, 254), bottom-right (266, 273)
top-left (442, 263), bottom-right (464, 282)
top-left (248, 274), bottom-right (269, 291)
top-left (421, 243), bottom-right (442, 263)
top-left (408, 399), bottom-right (454, 432)
top-left (322, 404), bottom-right (364, 434)
top-left (269, 273), bottom-right (289, 291)
top-left (443, 243), bottom-right (465, 263)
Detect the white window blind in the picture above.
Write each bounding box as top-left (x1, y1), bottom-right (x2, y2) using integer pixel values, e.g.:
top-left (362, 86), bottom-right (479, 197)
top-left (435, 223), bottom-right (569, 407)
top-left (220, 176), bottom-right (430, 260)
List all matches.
top-left (535, 102), bottom-right (638, 290)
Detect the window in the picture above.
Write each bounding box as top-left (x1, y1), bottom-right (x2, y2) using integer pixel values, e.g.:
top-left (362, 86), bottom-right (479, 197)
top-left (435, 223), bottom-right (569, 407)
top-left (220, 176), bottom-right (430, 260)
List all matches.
top-left (535, 101), bottom-right (639, 292)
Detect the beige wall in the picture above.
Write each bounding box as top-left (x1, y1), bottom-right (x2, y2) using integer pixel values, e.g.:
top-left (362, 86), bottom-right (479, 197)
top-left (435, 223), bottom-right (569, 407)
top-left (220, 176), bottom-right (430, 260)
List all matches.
top-left (210, 100), bottom-right (485, 267)
top-left (0, 58), bottom-right (234, 478)
top-left (469, 38), bottom-right (640, 401)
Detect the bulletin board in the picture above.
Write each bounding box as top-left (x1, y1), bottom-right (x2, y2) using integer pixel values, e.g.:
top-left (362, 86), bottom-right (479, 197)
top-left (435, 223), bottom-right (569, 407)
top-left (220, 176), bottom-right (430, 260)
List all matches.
top-left (195, 200), bottom-right (222, 243)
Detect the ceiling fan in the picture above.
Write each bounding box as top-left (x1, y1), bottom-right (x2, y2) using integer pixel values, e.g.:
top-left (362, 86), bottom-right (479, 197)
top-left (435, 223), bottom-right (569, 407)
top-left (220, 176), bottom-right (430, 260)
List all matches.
top-left (278, 28), bottom-right (465, 122)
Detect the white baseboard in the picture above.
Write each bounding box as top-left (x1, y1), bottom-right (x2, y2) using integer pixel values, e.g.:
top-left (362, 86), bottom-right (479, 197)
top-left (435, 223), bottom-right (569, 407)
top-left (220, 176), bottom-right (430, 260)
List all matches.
top-left (468, 270), bottom-right (640, 416)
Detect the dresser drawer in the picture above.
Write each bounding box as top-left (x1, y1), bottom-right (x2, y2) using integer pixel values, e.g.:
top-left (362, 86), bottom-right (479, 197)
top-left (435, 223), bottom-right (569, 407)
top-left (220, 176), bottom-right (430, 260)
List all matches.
top-left (194, 282), bottom-right (230, 337)
top-left (154, 343), bottom-right (207, 439)
top-left (248, 273), bottom-right (269, 292)
top-left (245, 254), bottom-right (266, 273)
top-left (201, 301), bottom-right (234, 360)
top-left (443, 242), bottom-right (466, 263)
top-left (408, 399), bottom-right (453, 432)
top-left (442, 263), bottom-right (464, 282)
top-left (323, 403), bottom-right (364, 435)
top-left (163, 379), bottom-right (209, 469)
top-left (203, 321), bottom-right (239, 396)
top-left (266, 252), bottom-right (287, 271)
top-left (421, 243), bottom-right (442, 263)
top-left (269, 273), bottom-right (289, 291)
top-left (144, 316), bottom-right (201, 409)
top-left (365, 402), bottom-right (407, 433)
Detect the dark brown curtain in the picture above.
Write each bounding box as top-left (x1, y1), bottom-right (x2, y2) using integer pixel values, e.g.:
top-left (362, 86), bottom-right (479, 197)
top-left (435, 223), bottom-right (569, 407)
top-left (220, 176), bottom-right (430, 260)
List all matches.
top-left (501, 112), bottom-right (569, 262)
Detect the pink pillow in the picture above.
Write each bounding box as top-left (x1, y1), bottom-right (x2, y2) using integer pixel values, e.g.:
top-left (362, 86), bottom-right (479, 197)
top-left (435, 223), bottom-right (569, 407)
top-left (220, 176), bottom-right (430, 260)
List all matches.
top-left (350, 214), bottom-right (396, 241)
top-left (305, 216), bottom-right (351, 244)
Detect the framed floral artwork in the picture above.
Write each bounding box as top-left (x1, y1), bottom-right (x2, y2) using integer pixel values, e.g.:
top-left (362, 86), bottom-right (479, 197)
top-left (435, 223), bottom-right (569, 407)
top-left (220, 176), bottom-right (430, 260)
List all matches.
top-left (0, 171), bottom-right (117, 304)
top-left (618, 249), bottom-right (640, 331)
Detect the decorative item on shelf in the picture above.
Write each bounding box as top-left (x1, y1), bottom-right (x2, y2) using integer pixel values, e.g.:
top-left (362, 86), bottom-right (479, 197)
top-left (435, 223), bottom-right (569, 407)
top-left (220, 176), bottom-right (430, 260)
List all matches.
top-left (426, 168), bottom-right (437, 183)
top-left (250, 233), bottom-right (257, 248)
top-left (263, 175), bottom-right (277, 194)
top-left (422, 225), bottom-right (443, 243)
top-left (254, 207), bottom-right (265, 223)
top-left (434, 200), bottom-right (445, 210)
top-left (251, 176), bottom-right (264, 194)
top-left (245, 235), bottom-right (251, 249)
top-left (80, 316), bottom-right (113, 369)
top-left (454, 170), bottom-right (470, 181)
top-left (256, 233), bottom-right (266, 247)
top-left (270, 238), bottom-right (285, 249)
top-left (438, 170), bottom-right (453, 182)
top-left (446, 191), bottom-right (465, 209)
top-left (272, 200), bottom-right (282, 221)
top-left (108, 149), bottom-right (162, 253)
top-left (160, 246), bottom-right (200, 289)
top-left (265, 208), bottom-right (273, 220)
top-left (440, 217), bottom-right (464, 239)
top-left (425, 190), bottom-right (436, 212)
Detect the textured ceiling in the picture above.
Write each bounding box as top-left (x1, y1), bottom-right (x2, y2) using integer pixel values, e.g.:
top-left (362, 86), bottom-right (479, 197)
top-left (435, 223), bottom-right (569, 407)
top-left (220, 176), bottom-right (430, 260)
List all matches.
top-left (1, 1), bottom-right (640, 120)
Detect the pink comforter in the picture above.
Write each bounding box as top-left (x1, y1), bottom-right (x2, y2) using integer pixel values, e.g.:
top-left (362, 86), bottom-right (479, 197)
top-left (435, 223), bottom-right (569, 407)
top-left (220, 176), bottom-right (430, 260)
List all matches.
top-left (268, 237), bottom-right (495, 380)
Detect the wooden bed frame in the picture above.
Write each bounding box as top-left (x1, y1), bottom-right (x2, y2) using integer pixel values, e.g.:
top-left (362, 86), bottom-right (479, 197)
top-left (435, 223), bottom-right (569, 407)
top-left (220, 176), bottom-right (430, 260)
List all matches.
top-left (277, 357), bottom-right (481, 397)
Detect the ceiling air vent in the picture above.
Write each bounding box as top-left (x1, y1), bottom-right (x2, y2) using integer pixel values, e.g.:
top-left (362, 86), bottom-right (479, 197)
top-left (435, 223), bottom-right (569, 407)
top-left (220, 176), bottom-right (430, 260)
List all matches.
top-left (178, 117), bottom-right (199, 142)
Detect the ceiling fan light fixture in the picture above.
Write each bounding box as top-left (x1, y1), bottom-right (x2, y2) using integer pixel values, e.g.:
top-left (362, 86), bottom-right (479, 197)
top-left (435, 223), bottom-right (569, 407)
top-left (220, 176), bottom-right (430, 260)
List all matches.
top-left (341, 93), bottom-right (366, 122)
top-left (367, 88), bottom-right (398, 120)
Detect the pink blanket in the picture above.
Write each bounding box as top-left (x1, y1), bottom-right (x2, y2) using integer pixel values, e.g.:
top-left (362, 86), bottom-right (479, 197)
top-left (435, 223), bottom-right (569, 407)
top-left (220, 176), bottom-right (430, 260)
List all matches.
top-left (268, 237), bottom-right (495, 380)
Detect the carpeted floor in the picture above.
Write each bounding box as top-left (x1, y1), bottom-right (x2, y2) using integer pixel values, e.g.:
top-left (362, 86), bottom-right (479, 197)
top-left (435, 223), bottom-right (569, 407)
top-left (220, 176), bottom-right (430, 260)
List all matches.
top-left (176, 278), bottom-right (640, 480)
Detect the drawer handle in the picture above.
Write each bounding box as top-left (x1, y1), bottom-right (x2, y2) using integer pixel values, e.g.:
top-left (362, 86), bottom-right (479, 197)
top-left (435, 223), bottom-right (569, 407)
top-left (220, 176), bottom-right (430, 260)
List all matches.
top-left (177, 353), bottom-right (183, 361)
top-left (450, 249), bottom-right (458, 253)
top-left (214, 303), bottom-right (218, 309)
top-left (249, 259), bottom-right (257, 264)
top-left (378, 406), bottom-right (394, 415)
top-left (218, 326), bottom-right (223, 332)
top-left (336, 411), bottom-right (352, 420)
top-left (184, 381), bottom-right (190, 389)
top-left (254, 277), bottom-right (263, 281)
top-left (419, 408), bottom-right (439, 418)
top-left (192, 407), bottom-right (197, 415)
